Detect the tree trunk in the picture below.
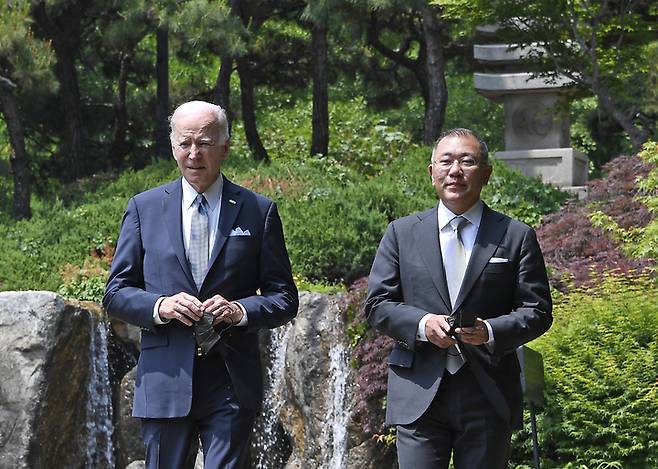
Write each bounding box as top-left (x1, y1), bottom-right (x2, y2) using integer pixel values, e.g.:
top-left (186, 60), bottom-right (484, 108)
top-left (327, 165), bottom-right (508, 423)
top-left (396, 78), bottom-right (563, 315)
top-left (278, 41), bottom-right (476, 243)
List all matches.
top-left (311, 23), bottom-right (329, 156)
top-left (31, 1), bottom-right (86, 181)
top-left (420, 3), bottom-right (447, 144)
top-left (55, 45), bottom-right (86, 180)
top-left (110, 54), bottom-right (130, 168)
top-left (154, 25), bottom-right (170, 159)
top-left (237, 58), bottom-right (268, 161)
top-left (366, 14), bottom-right (430, 132)
top-left (593, 83), bottom-right (649, 150)
top-left (0, 77), bottom-right (31, 220)
top-left (214, 54), bottom-right (233, 134)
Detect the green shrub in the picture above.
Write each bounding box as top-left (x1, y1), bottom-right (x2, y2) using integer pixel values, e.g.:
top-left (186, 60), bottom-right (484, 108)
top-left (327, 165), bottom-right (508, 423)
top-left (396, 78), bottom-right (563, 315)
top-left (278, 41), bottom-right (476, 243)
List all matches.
top-left (0, 160), bottom-right (178, 293)
top-left (510, 274), bottom-right (658, 468)
top-left (0, 94), bottom-right (568, 293)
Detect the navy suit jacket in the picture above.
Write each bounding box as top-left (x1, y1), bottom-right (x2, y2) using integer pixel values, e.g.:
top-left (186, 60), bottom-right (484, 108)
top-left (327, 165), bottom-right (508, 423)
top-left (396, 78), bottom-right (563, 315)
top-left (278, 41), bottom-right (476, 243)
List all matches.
top-left (365, 203), bottom-right (552, 429)
top-left (103, 176), bottom-right (298, 418)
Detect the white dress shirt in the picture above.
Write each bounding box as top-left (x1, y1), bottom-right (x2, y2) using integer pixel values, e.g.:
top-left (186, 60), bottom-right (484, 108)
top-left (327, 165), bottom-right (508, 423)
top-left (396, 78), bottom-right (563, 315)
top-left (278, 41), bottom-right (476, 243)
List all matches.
top-left (153, 175), bottom-right (247, 326)
top-left (416, 200), bottom-right (494, 346)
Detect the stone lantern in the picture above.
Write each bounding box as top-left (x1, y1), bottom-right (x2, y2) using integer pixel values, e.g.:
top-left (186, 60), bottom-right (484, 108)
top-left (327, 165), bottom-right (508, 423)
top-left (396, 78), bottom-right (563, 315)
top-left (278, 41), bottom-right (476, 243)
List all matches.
top-left (473, 26), bottom-right (588, 195)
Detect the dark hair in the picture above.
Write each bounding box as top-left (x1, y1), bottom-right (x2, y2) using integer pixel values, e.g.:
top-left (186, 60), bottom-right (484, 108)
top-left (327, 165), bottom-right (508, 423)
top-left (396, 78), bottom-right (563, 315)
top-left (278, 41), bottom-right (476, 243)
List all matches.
top-left (433, 128), bottom-right (490, 165)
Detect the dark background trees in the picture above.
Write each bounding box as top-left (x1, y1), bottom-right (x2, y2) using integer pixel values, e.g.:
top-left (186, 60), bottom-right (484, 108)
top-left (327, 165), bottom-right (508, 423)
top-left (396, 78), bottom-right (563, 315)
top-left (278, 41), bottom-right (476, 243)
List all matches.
top-left (1, 0), bottom-right (656, 219)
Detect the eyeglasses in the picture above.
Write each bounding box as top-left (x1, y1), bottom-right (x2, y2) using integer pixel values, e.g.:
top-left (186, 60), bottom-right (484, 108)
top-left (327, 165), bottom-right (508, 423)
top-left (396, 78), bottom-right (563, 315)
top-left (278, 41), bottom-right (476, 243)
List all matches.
top-left (432, 156), bottom-right (480, 170)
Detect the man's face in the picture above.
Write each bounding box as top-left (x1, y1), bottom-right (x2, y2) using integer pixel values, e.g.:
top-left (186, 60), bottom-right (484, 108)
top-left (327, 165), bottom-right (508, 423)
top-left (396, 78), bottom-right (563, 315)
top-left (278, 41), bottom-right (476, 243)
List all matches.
top-left (171, 105), bottom-right (229, 193)
top-left (428, 134), bottom-right (492, 214)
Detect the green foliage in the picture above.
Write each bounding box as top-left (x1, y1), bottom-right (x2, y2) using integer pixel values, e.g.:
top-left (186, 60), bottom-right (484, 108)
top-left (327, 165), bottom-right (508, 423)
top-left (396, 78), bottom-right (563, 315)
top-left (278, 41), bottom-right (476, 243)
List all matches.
top-left (0, 84), bottom-right (567, 292)
top-left (0, 0), bottom-right (54, 90)
top-left (511, 275), bottom-right (658, 468)
top-left (590, 140), bottom-right (658, 263)
top-left (484, 159), bottom-right (569, 228)
top-left (0, 159), bottom-right (178, 292)
top-left (58, 275), bottom-right (106, 303)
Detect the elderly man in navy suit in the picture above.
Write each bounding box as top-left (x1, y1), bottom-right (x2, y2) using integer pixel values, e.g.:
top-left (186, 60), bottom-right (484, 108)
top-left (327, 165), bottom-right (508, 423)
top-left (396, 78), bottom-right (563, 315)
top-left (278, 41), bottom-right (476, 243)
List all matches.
top-left (104, 100), bottom-right (298, 468)
top-left (365, 128), bottom-right (552, 468)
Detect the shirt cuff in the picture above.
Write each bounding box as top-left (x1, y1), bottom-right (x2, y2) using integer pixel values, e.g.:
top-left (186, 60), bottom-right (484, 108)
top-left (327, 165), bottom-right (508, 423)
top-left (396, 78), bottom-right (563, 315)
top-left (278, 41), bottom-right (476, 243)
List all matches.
top-left (153, 297), bottom-right (170, 325)
top-left (416, 314), bottom-right (433, 341)
top-left (483, 319), bottom-right (495, 352)
top-left (233, 302), bottom-right (248, 326)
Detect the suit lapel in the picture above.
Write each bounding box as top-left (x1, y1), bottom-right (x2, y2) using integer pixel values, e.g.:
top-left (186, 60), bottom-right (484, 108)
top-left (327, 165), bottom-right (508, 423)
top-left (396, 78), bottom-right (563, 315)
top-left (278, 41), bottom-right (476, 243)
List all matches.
top-left (453, 204), bottom-right (507, 312)
top-left (163, 179), bottom-right (196, 287)
top-left (208, 176), bottom-right (243, 269)
top-left (414, 207), bottom-right (452, 312)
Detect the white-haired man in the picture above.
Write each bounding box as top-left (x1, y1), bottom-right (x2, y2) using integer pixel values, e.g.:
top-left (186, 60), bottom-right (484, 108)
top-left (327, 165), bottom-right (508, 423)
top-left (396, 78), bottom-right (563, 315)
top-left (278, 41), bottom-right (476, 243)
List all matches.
top-left (104, 100), bottom-right (298, 468)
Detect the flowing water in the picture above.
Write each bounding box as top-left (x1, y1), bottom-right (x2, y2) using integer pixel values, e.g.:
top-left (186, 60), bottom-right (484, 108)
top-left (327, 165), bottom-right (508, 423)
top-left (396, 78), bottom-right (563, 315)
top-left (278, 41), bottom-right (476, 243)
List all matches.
top-left (322, 341), bottom-right (349, 469)
top-left (254, 324), bottom-right (293, 469)
top-left (84, 319), bottom-right (115, 468)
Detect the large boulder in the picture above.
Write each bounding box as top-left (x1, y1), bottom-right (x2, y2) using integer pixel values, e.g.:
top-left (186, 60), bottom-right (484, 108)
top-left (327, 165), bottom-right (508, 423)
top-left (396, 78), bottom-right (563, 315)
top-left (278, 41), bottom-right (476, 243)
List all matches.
top-left (0, 291), bottom-right (114, 468)
top-left (252, 291), bottom-right (395, 469)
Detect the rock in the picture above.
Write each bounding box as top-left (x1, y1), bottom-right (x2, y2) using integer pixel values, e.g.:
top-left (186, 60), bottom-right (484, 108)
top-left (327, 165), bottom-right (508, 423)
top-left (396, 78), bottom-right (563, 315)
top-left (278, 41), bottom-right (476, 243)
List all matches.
top-left (280, 292), bottom-right (350, 468)
top-left (0, 291), bottom-right (115, 468)
top-left (117, 367), bottom-right (143, 465)
top-left (125, 461), bottom-right (145, 469)
top-left (252, 291), bottom-right (398, 469)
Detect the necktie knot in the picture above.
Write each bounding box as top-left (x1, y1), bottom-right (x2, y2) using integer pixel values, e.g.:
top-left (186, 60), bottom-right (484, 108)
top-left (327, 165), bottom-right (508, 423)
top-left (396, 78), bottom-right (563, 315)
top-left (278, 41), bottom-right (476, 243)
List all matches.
top-left (195, 194), bottom-right (209, 216)
top-left (450, 215), bottom-right (467, 233)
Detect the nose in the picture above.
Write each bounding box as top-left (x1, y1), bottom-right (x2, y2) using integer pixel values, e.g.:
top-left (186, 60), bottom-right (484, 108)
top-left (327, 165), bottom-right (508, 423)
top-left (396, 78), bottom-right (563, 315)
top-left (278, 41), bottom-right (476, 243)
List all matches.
top-left (188, 144), bottom-right (200, 159)
top-left (447, 160), bottom-right (462, 176)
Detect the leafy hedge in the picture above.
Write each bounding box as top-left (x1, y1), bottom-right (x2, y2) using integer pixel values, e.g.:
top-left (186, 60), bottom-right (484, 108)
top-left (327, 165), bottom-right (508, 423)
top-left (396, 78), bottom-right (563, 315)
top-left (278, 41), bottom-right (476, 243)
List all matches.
top-left (0, 94), bottom-right (567, 294)
top-left (513, 274), bottom-right (658, 468)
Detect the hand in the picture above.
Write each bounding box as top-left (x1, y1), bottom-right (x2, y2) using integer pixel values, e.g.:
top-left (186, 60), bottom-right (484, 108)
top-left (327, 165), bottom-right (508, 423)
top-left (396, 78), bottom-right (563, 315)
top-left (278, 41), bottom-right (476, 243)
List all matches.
top-left (456, 318), bottom-right (489, 345)
top-left (202, 294), bottom-right (244, 326)
top-left (425, 314), bottom-right (457, 349)
top-left (159, 292), bottom-right (203, 326)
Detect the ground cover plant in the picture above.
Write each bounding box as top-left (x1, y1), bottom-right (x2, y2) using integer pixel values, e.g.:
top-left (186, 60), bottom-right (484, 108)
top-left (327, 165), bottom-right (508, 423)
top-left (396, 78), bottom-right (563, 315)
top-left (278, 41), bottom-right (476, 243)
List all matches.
top-left (0, 88), bottom-right (566, 296)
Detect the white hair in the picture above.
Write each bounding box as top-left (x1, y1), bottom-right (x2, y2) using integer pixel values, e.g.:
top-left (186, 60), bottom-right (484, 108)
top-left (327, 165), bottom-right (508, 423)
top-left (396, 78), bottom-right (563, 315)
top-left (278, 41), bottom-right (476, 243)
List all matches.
top-left (169, 101), bottom-right (230, 144)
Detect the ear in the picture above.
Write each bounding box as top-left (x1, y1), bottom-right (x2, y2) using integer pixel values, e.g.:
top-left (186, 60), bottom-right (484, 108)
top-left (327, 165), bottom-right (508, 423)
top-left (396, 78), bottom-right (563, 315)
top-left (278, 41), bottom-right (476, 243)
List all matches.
top-left (482, 164), bottom-right (493, 185)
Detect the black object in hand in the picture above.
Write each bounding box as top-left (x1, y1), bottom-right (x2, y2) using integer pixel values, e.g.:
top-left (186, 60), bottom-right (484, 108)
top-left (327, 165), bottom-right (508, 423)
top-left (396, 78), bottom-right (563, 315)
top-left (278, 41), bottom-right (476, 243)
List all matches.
top-left (446, 310), bottom-right (477, 339)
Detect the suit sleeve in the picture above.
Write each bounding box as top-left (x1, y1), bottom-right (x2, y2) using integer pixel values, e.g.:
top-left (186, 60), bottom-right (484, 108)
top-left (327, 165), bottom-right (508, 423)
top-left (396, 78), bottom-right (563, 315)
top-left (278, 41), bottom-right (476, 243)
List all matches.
top-left (364, 222), bottom-right (429, 351)
top-left (486, 227), bottom-right (552, 354)
top-left (103, 197), bottom-right (162, 330)
top-left (238, 202), bottom-right (298, 331)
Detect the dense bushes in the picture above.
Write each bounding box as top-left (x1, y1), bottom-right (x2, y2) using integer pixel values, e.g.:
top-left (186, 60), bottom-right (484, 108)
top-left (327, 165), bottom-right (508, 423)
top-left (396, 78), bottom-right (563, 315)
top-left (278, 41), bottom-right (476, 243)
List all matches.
top-left (0, 95), bottom-right (568, 292)
top-left (538, 154), bottom-right (655, 289)
top-left (521, 275), bottom-right (658, 468)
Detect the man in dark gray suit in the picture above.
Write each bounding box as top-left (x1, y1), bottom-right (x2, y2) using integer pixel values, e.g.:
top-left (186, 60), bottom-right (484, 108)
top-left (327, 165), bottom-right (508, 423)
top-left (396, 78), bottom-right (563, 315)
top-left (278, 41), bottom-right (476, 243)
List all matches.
top-left (365, 128), bottom-right (552, 468)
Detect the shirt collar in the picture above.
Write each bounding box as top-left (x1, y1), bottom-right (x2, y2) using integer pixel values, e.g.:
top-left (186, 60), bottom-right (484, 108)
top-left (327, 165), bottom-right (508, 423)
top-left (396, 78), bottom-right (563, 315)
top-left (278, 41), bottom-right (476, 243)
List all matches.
top-left (181, 174), bottom-right (223, 212)
top-left (438, 199), bottom-right (484, 231)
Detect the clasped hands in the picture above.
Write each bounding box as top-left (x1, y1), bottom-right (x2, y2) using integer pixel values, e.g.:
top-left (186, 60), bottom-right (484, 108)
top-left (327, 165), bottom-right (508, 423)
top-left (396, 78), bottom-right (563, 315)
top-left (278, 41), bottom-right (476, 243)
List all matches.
top-left (158, 292), bottom-right (243, 327)
top-left (424, 314), bottom-right (489, 348)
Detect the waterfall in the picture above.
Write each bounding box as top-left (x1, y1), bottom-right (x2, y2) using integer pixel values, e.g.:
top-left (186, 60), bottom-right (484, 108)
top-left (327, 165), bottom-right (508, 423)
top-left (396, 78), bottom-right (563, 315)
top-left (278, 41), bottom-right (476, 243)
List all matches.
top-left (84, 319), bottom-right (115, 469)
top-left (323, 341), bottom-right (349, 469)
top-left (254, 324), bottom-right (292, 469)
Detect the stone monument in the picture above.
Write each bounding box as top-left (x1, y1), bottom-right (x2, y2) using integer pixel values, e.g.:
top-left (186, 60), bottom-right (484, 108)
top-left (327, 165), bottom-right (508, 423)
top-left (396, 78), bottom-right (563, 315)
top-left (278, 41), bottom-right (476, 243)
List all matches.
top-left (473, 26), bottom-right (588, 195)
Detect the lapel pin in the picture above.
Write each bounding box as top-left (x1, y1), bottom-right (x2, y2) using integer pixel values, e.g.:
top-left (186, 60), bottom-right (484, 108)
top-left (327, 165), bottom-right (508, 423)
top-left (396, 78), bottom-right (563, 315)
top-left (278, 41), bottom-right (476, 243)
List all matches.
top-left (229, 199), bottom-right (236, 204)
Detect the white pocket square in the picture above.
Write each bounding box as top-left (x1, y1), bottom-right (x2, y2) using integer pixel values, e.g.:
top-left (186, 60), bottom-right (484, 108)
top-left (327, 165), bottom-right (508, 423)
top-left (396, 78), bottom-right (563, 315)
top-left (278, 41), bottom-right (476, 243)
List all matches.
top-left (489, 257), bottom-right (509, 263)
top-left (229, 227), bottom-right (251, 237)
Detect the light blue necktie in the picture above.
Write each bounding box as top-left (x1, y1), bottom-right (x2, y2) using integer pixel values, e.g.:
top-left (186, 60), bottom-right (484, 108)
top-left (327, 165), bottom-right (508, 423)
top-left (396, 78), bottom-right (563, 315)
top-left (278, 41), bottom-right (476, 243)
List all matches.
top-left (445, 216), bottom-right (468, 374)
top-left (189, 194), bottom-right (219, 354)
top-left (190, 194), bottom-right (209, 288)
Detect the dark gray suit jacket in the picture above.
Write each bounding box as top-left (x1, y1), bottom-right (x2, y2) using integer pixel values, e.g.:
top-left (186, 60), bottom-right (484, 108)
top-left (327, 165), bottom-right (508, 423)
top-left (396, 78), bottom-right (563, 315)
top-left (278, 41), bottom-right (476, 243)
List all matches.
top-left (364, 203), bottom-right (552, 429)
